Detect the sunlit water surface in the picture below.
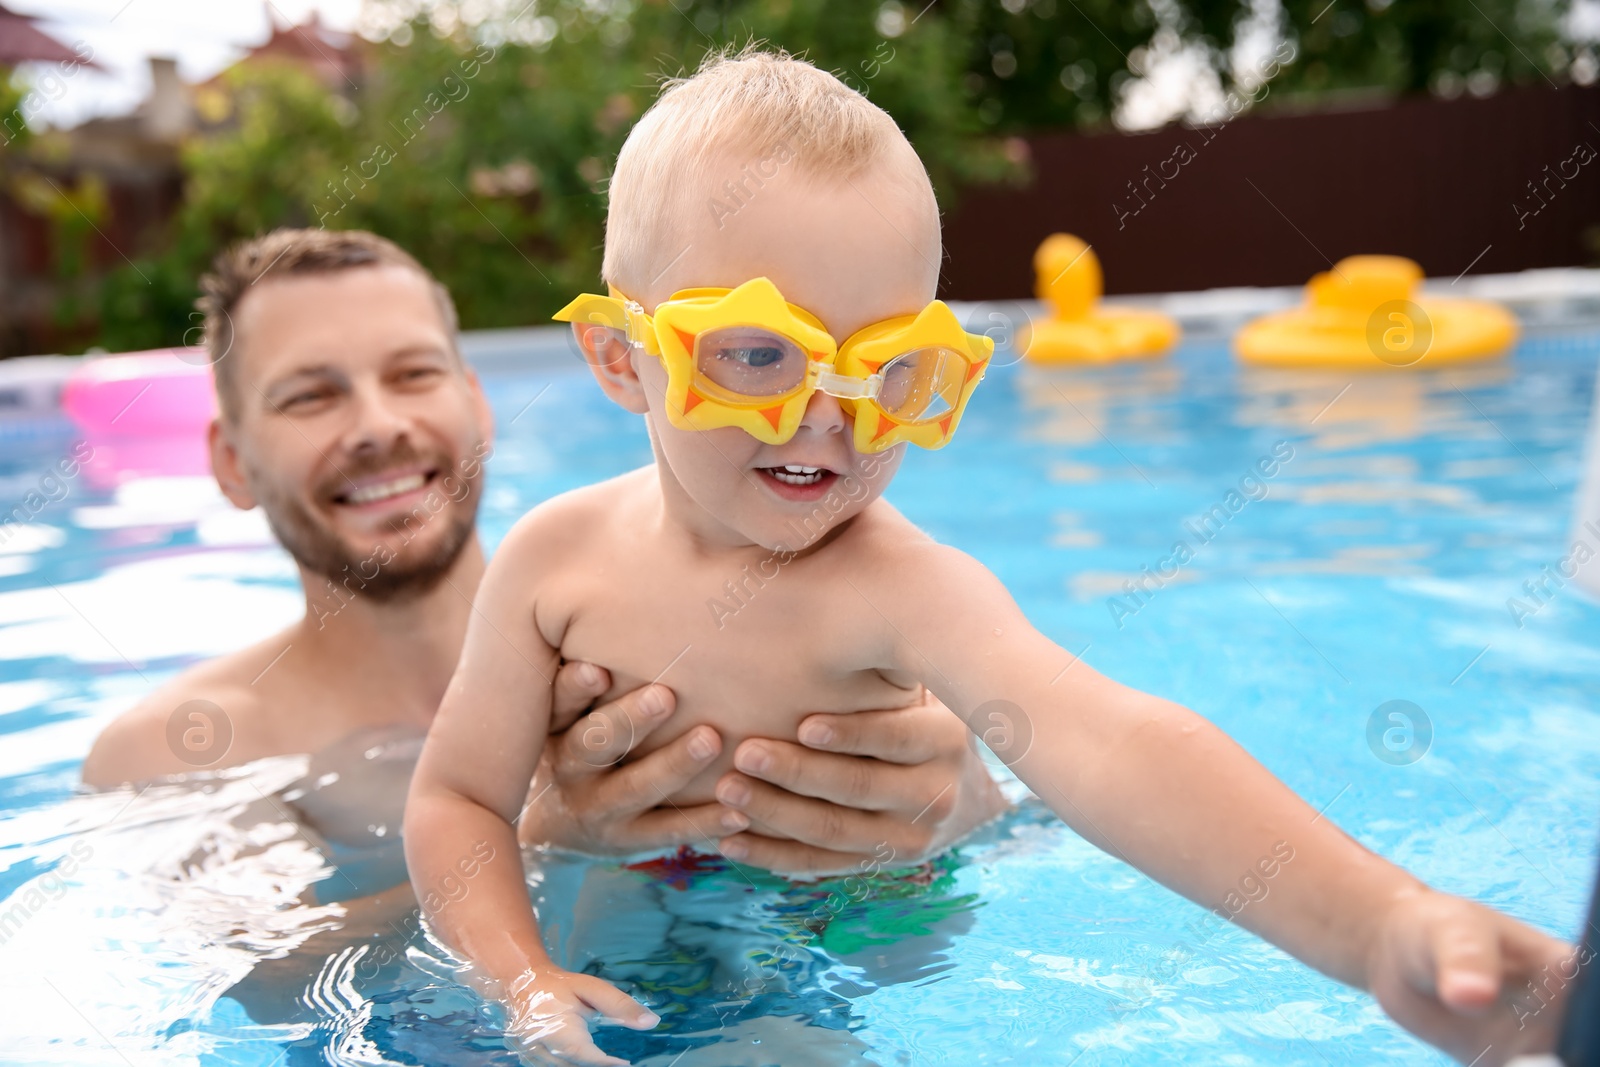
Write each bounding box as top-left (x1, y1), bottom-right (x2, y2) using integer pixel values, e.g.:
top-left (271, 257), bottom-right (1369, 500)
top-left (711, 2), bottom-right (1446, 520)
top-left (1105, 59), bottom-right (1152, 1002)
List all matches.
top-left (1, 334), bottom-right (1597, 1065)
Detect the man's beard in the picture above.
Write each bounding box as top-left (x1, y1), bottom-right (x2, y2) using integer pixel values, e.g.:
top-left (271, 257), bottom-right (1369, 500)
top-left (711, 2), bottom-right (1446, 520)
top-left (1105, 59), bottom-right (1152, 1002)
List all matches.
top-left (256, 441), bottom-right (482, 605)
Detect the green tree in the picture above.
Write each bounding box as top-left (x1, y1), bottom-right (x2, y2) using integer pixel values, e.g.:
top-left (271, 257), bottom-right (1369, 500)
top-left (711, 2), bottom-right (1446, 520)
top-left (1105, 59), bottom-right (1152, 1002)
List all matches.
top-left (5, 69), bottom-right (119, 346)
top-left (1270, 0), bottom-right (1568, 97)
top-left (96, 62), bottom-right (359, 353)
top-left (952, 0), bottom-right (1574, 133)
top-left (1, 71), bottom-right (29, 355)
top-left (92, 0), bottom-right (1019, 349)
top-left (0, 72), bottom-right (30, 153)
top-left (88, 0), bottom-right (1580, 349)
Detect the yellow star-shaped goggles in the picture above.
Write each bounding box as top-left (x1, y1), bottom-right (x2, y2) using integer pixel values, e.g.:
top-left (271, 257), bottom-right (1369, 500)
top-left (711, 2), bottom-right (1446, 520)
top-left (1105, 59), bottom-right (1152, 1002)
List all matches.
top-left (553, 277), bottom-right (993, 454)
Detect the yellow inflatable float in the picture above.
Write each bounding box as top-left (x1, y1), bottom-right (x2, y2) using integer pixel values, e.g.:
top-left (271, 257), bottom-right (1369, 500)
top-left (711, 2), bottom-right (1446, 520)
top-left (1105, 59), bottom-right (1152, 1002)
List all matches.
top-left (1022, 233), bottom-right (1179, 364)
top-left (1235, 254), bottom-right (1517, 369)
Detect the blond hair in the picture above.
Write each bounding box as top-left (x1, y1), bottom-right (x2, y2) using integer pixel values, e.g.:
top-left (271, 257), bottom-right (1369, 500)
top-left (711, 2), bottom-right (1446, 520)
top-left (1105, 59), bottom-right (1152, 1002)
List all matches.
top-left (602, 45), bottom-right (938, 298)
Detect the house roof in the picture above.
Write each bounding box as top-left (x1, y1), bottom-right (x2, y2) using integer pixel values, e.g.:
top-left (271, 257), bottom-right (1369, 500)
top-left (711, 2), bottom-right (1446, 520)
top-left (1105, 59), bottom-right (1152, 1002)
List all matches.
top-left (0, 3), bottom-right (97, 67)
top-left (247, 9), bottom-right (361, 89)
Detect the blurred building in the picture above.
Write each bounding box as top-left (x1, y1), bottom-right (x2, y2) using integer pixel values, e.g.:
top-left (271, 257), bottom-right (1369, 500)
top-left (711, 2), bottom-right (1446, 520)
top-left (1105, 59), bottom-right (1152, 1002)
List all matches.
top-left (0, 6), bottom-right (364, 358)
top-left (0, 2), bottom-right (86, 66)
top-left (227, 10), bottom-right (362, 92)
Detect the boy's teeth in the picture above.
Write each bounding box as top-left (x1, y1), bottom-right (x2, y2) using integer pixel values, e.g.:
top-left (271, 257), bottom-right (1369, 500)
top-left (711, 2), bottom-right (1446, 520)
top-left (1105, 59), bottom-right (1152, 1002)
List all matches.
top-left (766, 465), bottom-right (825, 486)
top-left (345, 473), bottom-right (426, 504)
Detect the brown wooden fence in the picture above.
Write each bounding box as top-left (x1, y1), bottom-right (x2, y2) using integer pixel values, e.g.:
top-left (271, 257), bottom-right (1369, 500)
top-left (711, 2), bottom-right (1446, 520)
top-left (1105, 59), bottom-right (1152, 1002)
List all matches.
top-left (939, 83), bottom-right (1600, 299)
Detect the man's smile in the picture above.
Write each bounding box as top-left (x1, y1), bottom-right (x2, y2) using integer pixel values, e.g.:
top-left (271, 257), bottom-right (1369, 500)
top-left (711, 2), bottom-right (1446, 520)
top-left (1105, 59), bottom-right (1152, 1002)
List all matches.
top-left (330, 464), bottom-right (439, 510)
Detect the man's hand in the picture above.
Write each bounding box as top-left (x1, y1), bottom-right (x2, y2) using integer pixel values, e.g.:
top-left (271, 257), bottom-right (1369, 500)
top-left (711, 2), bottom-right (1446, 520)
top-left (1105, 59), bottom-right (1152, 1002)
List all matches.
top-left (1367, 888), bottom-right (1579, 1064)
top-left (516, 661), bottom-right (750, 854)
top-left (521, 667), bottom-right (1006, 876)
top-left (711, 686), bottom-right (1008, 877)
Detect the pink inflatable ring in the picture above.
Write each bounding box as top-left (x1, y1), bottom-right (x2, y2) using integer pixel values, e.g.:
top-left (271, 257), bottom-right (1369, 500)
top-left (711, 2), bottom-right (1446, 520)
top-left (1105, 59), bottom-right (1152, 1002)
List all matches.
top-left (61, 348), bottom-right (217, 437)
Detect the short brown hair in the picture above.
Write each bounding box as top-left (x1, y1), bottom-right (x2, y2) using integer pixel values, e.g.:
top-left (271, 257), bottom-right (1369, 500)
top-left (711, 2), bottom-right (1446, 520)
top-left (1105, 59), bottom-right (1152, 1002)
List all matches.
top-left (197, 228), bottom-right (460, 420)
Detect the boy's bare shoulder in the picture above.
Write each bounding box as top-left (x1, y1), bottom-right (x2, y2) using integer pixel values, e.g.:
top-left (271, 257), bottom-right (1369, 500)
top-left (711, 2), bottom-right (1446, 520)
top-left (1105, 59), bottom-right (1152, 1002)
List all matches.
top-left (840, 500), bottom-right (1005, 599)
top-left (836, 498), bottom-right (940, 558)
top-left (81, 633), bottom-right (289, 788)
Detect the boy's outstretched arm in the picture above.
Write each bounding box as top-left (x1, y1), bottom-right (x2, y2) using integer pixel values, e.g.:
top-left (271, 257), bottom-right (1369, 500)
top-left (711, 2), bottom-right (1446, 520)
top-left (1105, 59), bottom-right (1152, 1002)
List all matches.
top-left (875, 542), bottom-right (1573, 1064)
top-left (403, 526), bottom-right (657, 1066)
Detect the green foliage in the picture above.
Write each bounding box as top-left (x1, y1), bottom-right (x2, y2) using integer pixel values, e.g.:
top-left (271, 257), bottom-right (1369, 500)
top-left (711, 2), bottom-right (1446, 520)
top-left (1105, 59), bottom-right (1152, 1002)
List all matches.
top-left (948, 0), bottom-right (1573, 132)
top-left (3, 68), bottom-right (110, 340)
top-left (647, 0), bottom-right (1024, 198)
top-left (9, 170), bottom-right (109, 331)
top-left (1272, 0), bottom-right (1568, 97)
top-left (93, 62), bottom-right (358, 354)
top-left (82, 0), bottom-right (1583, 350)
top-left (948, 0), bottom-right (1161, 130)
top-left (91, 0), bottom-right (1018, 350)
top-left (0, 71), bottom-right (30, 154)
top-left (182, 64), bottom-right (356, 240)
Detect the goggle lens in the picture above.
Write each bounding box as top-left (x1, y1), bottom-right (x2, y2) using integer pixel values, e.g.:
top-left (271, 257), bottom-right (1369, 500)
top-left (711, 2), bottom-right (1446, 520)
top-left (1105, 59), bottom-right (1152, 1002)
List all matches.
top-left (695, 327), bottom-right (809, 399)
top-left (877, 346), bottom-right (967, 423)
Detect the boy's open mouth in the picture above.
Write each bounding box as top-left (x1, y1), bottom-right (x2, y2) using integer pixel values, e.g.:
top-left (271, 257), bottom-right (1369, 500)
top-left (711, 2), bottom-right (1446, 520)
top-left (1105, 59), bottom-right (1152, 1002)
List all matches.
top-left (755, 463), bottom-right (839, 501)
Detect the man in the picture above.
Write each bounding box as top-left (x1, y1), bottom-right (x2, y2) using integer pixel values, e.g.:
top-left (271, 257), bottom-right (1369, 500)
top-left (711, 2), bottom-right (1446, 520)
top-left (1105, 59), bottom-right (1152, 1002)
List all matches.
top-left (81, 227), bottom-right (1006, 877)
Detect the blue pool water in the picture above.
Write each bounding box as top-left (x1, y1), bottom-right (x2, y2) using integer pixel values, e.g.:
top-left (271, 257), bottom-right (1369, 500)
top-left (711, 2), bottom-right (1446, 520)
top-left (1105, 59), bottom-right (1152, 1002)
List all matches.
top-left (1, 331), bottom-right (1597, 1065)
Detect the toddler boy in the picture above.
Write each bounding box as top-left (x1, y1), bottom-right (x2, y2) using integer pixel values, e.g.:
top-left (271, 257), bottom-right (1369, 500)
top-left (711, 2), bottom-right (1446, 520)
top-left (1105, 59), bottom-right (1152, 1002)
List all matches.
top-left (405, 47), bottom-right (1571, 1066)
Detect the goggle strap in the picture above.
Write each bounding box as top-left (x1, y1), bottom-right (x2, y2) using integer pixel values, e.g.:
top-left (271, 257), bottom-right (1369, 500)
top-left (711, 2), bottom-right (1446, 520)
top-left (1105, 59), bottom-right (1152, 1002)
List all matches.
top-left (622, 301), bottom-right (656, 354)
top-left (809, 362), bottom-right (881, 401)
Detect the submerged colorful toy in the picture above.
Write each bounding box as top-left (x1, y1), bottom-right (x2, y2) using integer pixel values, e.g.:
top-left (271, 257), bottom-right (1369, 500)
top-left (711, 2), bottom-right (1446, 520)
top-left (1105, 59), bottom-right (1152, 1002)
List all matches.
top-left (1021, 233), bottom-right (1179, 364)
top-left (1235, 254), bottom-right (1518, 369)
top-left (555, 276), bottom-right (993, 453)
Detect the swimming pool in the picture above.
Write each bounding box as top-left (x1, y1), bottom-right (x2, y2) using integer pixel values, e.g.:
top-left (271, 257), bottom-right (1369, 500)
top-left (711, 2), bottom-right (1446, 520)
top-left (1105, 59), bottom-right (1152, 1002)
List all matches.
top-left (0, 325), bottom-right (1596, 1065)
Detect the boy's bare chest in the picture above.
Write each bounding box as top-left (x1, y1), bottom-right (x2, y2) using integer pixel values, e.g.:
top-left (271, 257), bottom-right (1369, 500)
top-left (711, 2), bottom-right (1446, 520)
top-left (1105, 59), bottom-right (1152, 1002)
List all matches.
top-left (547, 549), bottom-right (917, 805)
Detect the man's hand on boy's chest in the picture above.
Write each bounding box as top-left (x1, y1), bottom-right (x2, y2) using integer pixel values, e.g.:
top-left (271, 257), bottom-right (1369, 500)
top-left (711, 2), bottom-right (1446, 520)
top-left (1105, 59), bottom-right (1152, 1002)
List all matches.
top-left (555, 553), bottom-right (911, 731)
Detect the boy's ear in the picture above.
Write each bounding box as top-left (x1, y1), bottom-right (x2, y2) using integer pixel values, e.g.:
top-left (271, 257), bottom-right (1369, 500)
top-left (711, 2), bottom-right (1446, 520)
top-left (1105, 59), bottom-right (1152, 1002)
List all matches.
top-left (463, 364), bottom-right (495, 444)
top-left (574, 324), bottom-right (649, 414)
